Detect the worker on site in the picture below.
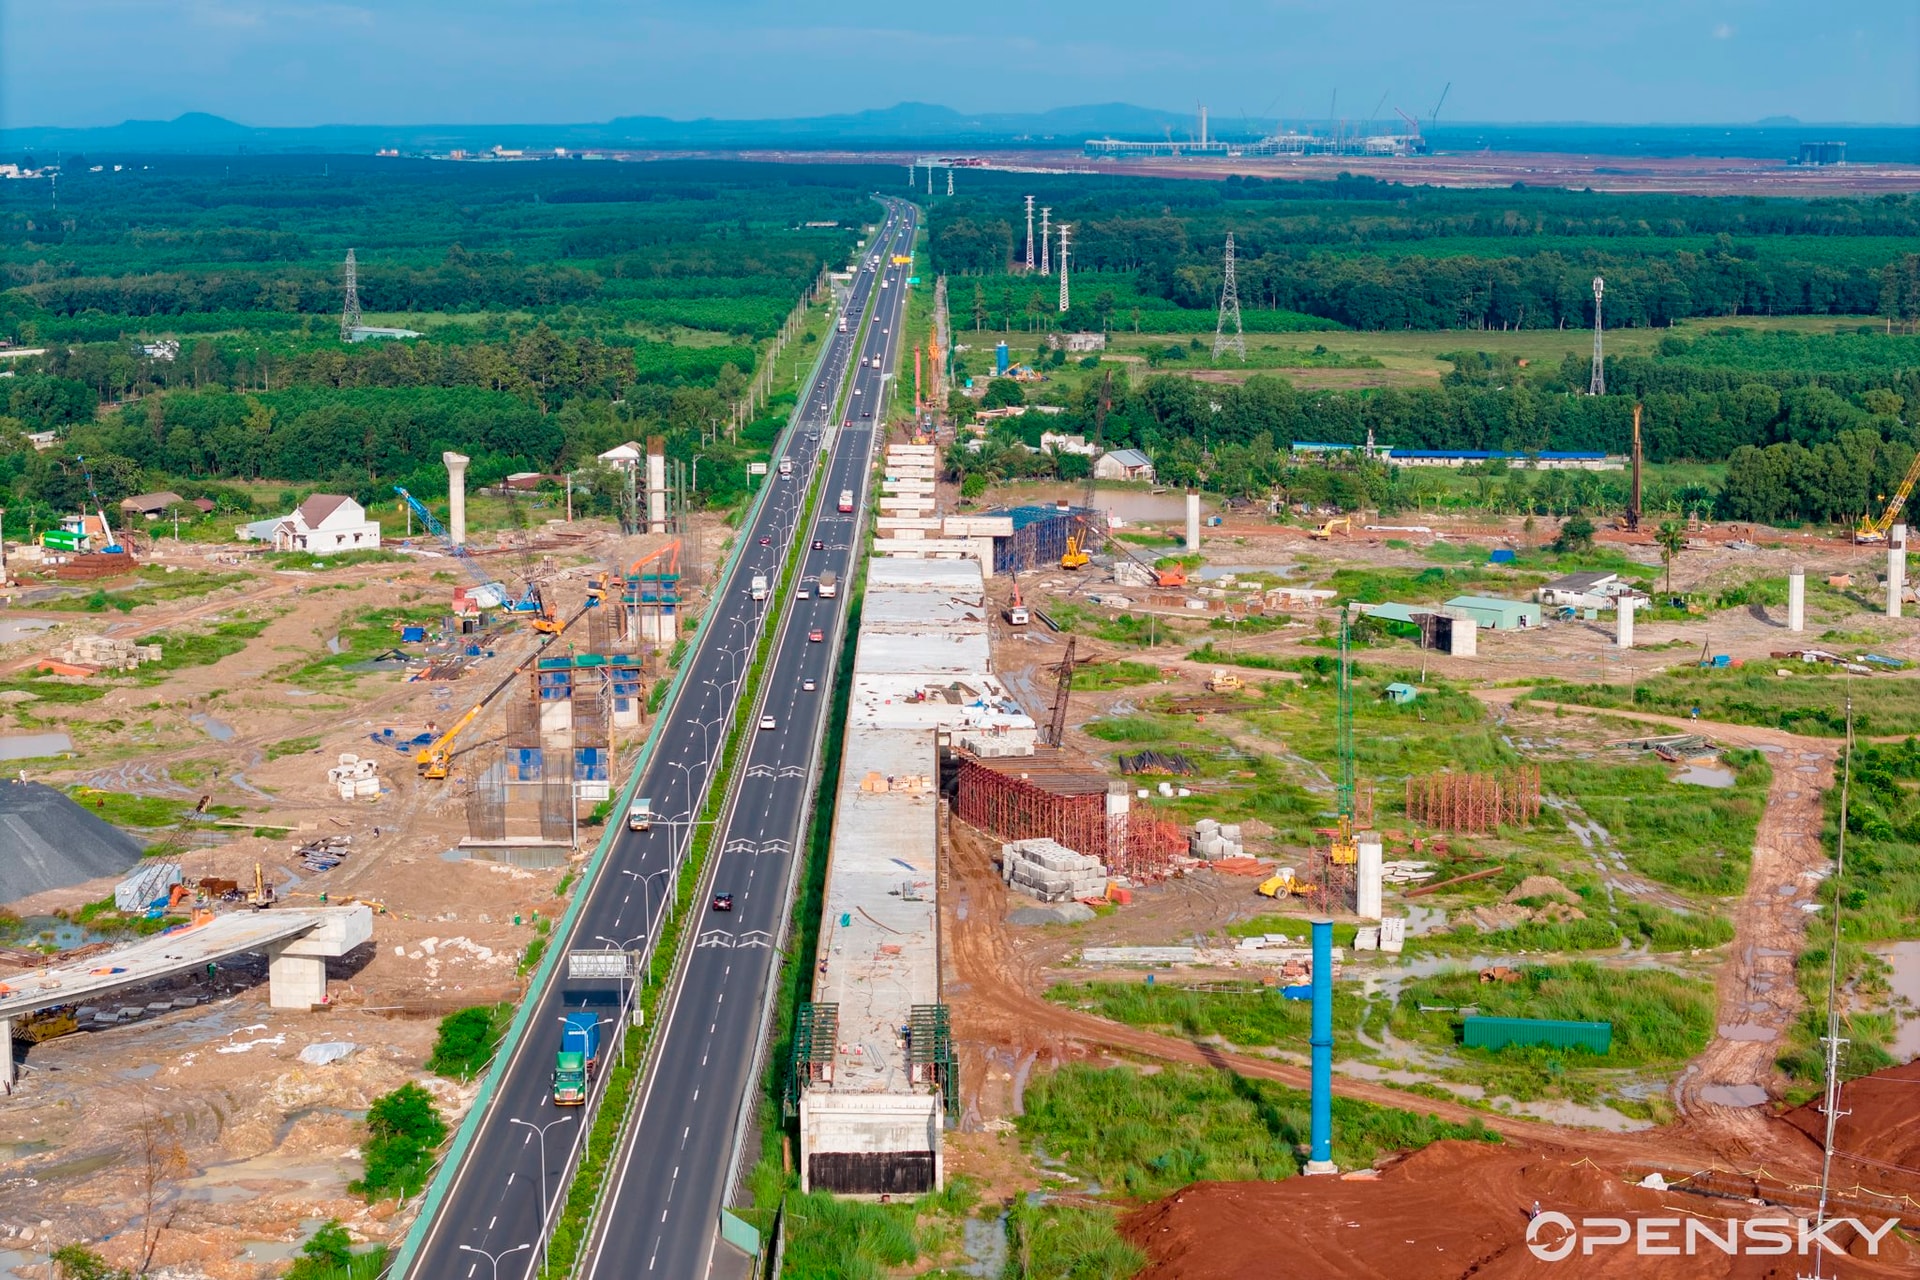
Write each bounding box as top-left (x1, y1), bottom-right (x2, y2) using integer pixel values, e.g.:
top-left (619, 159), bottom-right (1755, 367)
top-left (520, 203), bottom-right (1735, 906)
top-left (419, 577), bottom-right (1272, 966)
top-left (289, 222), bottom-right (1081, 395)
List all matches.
top-left (1530, 1200), bottom-right (1541, 1222)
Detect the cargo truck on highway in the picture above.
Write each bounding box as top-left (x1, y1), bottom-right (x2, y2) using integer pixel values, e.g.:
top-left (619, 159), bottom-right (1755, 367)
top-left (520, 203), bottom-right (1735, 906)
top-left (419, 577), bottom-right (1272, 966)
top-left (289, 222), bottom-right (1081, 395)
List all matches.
top-left (552, 1011), bottom-right (601, 1105)
top-left (627, 797), bottom-right (653, 831)
top-left (818, 571), bottom-right (837, 598)
top-left (750, 573), bottom-right (769, 601)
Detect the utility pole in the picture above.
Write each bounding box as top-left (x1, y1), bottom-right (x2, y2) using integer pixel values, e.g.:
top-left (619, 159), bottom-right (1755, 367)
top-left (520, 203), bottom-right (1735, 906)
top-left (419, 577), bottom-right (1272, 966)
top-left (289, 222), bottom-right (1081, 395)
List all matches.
top-left (1589, 275), bottom-right (1606, 395)
top-left (1023, 195), bottom-right (1035, 271)
top-left (1057, 224), bottom-right (1071, 312)
top-left (1213, 231), bottom-right (1246, 360)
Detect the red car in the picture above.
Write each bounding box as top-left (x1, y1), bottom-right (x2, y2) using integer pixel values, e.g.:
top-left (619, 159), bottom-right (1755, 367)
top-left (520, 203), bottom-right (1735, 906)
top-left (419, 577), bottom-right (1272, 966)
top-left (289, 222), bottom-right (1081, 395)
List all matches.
top-left (712, 892), bottom-right (734, 912)
top-left (758, 535), bottom-right (771, 546)
top-left (809, 628), bottom-right (824, 643)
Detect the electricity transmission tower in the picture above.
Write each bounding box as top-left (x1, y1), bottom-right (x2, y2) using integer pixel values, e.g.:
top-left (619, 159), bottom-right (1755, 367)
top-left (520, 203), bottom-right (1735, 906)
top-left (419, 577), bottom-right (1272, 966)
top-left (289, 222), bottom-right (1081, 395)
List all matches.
top-left (340, 248), bottom-right (362, 342)
top-left (1212, 231), bottom-right (1246, 360)
top-left (1589, 275), bottom-right (1606, 395)
top-left (1039, 207), bottom-right (1051, 275)
top-left (1024, 196), bottom-right (1035, 271)
top-left (1057, 224), bottom-right (1071, 312)
top-left (946, 168), bottom-right (954, 196)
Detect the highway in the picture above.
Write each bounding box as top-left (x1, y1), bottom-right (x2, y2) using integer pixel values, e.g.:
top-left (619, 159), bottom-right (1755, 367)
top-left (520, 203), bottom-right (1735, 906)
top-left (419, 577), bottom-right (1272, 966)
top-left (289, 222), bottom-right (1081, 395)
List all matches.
top-left (577, 203), bottom-right (918, 1279)
top-left (404, 199), bottom-right (917, 1280)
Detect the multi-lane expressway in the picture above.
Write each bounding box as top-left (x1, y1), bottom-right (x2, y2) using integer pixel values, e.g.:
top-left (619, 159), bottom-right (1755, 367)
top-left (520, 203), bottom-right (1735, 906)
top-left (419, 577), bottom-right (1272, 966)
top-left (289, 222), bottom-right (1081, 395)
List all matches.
top-left (404, 199), bottom-right (917, 1280)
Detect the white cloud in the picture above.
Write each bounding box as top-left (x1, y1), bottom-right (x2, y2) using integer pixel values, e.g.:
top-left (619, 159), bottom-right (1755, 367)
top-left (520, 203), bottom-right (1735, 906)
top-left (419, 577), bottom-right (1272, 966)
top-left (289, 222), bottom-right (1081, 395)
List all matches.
top-left (1713, 22), bottom-right (1735, 39)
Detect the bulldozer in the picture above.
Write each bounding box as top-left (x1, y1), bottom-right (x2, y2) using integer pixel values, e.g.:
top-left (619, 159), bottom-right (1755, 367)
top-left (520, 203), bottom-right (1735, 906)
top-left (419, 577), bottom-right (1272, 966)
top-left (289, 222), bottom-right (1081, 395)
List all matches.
top-left (1205, 669), bottom-right (1243, 693)
top-left (1309, 517), bottom-right (1352, 541)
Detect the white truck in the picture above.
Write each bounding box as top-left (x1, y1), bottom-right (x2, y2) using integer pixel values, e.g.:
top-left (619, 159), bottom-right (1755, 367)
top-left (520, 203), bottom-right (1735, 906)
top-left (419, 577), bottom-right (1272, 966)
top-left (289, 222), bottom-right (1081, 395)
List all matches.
top-left (750, 573), bottom-right (769, 601)
top-left (818, 571), bottom-right (838, 599)
top-left (627, 797), bottom-right (653, 831)
top-left (778, 457), bottom-right (793, 478)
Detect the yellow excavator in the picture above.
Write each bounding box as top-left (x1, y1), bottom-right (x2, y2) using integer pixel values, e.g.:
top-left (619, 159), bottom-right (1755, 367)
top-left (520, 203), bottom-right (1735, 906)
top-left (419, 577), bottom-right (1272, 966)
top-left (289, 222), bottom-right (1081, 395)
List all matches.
top-left (1310, 517), bottom-right (1352, 541)
top-left (1857, 451), bottom-right (1920, 544)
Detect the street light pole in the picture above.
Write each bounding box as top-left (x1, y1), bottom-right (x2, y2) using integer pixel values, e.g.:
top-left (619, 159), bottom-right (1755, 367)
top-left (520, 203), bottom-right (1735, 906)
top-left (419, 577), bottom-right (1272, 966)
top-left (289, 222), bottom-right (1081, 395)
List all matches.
top-left (458, 1242), bottom-right (531, 1280)
top-left (507, 1114), bottom-right (574, 1274)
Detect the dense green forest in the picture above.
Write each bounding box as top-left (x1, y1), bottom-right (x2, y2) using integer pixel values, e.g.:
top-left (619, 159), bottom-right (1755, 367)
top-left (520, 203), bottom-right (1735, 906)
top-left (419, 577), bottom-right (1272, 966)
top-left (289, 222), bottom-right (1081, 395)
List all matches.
top-left (3, 159), bottom-right (1918, 530)
top-left (0, 157), bottom-right (893, 525)
top-left (930, 172), bottom-right (1920, 331)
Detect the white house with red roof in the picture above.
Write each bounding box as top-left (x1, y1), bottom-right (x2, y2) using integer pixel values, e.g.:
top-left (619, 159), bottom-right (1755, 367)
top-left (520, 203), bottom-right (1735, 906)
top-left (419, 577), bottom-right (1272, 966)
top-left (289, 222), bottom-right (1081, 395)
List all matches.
top-left (263, 494), bottom-right (382, 554)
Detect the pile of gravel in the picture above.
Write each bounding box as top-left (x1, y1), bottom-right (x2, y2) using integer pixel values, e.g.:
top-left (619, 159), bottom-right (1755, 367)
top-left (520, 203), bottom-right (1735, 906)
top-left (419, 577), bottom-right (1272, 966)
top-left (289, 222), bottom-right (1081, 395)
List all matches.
top-left (0, 781), bottom-right (146, 903)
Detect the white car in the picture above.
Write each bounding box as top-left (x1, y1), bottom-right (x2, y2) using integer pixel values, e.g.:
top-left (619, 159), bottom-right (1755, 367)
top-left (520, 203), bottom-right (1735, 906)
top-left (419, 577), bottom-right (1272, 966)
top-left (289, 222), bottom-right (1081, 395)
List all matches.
top-left (797, 586), bottom-right (812, 600)
top-left (760, 715), bottom-right (777, 731)
top-left (803, 678), bottom-right (817, 692)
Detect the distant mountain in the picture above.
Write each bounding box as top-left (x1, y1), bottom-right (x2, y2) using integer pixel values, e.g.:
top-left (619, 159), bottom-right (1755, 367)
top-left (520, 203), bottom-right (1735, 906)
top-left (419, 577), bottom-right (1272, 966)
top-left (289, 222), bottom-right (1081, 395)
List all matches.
top-left (0, 103), bottom-right (1237, 154)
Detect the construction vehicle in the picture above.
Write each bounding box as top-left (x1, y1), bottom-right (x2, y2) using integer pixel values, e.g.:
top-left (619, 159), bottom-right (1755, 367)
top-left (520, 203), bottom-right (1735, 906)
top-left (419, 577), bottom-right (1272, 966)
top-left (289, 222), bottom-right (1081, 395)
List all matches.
top-left (1155, 563), bottom-right (1188, 588)
top-left (1856, 449), bottom-right (1920, 544)
top-left (395, 487), bottom-right (518, 609)
top-left (246, 862), bottom-right (276, 908)
top-left (1310, 517), bottom-right (1352, 541)
top-left (1257, 869), bottom-right (1310, 899)
top-left (417, 658), bottom-right (534, 779)
top-left (1061, 520), bottom-right (1092, 570)
top-left (1205, 669), bottom-right (1243, 693)
top-left (11, 1007), bottom-right (79, 1045)
top-left (74, 456), bottom-right (125, 554)
top-left (1005, 575), bottom-right (1029, 627)
top-left (627, 797), bottom-right (653, 831)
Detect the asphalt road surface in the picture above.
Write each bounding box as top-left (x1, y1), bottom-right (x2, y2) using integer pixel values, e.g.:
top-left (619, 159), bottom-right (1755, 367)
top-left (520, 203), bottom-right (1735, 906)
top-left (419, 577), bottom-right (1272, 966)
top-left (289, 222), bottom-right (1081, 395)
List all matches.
top-left (406, 199), bottom-right (917, 1280)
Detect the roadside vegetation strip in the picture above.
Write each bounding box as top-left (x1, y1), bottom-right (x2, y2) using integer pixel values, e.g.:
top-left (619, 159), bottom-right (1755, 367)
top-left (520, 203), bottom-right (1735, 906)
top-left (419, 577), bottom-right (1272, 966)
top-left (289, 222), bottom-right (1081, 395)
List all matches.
top-left (387, 249), bottom-right (854, 1280)
top-left (544, 380), bottom-right (836, 1280)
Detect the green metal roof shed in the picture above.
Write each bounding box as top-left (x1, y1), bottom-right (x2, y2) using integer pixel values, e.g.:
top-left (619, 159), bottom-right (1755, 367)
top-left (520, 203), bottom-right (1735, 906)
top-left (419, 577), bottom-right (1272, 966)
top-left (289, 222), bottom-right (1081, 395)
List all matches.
top-left (1360, 602), bottom-right (1429, 626)
top-left (1444, 595), bottom-right (1543, 630)
top-left (1383, 682), bottom-right (1419, 704)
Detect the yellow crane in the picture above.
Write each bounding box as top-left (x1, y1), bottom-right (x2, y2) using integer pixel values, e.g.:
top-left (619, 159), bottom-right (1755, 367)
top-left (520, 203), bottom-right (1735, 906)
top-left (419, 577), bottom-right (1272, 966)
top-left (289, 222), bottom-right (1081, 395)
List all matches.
top-left (1856, 451), bottom-right (1920, 544)
top-left (1061, 519), bottom-right (1092, 570)
top-left (416, 653), bottom-right (540, 779)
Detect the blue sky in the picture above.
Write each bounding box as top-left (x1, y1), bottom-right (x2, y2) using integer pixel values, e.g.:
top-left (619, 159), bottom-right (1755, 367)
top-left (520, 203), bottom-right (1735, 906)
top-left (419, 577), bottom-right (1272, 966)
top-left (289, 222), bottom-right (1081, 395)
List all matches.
top-left (4, 0), bottom-right (1916, 128)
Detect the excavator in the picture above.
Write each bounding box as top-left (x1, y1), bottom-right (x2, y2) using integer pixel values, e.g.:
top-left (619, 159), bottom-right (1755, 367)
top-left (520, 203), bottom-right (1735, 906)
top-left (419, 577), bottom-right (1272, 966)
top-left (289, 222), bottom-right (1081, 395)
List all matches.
top-left (1310, 517), bottom-right (1352, 541)
top-left (1856, 450), bottom-right (1920, 544)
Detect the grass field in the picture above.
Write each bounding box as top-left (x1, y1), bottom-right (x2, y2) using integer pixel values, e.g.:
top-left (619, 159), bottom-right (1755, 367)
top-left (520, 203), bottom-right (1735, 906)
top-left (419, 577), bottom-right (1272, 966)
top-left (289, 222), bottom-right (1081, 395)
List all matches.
top-left (1522, 666), bottom-right (1920, 738)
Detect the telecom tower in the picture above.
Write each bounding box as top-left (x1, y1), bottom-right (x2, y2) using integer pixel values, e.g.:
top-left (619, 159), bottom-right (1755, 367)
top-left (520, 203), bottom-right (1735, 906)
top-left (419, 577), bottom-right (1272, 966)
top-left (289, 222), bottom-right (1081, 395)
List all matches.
top-left (926, 163), bottom-right (933, 196)
top-left (946, 168), bottom-right (954, 196)
top-left (1212, 231), bottom-right (1246, 360)
top-left (1039, 207), bottom-right (1051, 275)
top-left (1589, 275), bottom-right (1606, 395)
top-left (1023, 196), bottom-right (1035, 270)
top-left (1057, 224), bottom-right (1071, 312)
top-left (340, 248), bottom-right (362, 342)
top-left (907, 164), bottom-right (915, 187)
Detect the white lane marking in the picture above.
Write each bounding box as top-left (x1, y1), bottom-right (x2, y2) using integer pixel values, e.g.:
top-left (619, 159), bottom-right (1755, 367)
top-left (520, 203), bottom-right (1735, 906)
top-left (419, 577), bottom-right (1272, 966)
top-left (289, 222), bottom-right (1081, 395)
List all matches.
top-left (488, 1216), bottom-right (496, 1230)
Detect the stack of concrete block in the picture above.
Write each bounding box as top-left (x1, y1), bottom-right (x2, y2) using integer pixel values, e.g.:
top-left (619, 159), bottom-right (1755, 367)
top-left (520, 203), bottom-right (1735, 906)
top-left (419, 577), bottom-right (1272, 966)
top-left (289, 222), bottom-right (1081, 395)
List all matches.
top-left (327, 753), bottom-right (380, 801)
top-left (1189, 819), bottom-right (1245, 861)
top-left (52, 635), bottom-right (162, 670)
top-left (1001, 838), bottom-right (1107, 903)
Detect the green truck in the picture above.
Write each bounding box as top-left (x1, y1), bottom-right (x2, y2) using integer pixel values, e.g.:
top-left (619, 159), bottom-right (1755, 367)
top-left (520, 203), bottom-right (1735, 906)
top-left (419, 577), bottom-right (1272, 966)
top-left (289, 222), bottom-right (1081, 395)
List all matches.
top-left (551, 1011), bottom-right (602, 1105)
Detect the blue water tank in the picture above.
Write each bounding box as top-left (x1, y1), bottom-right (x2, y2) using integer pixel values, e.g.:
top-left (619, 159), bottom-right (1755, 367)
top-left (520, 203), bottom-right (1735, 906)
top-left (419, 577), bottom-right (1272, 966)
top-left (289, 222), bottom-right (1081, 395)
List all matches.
top-left (995, 342), bottom-right (1009, 375)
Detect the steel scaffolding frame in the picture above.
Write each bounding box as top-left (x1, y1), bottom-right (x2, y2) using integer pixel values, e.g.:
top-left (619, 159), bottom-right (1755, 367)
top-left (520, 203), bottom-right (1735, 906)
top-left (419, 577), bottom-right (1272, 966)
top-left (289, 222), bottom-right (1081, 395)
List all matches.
top-left (953, 754), bottom-right (1185, 880)
top-left (1404, 766), bottom-right (1542, 833)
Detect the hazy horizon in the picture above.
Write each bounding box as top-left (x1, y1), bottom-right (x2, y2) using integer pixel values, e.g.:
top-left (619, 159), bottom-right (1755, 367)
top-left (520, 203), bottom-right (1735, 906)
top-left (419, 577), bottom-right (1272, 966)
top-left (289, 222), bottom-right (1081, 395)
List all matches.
top-left (4, 1), bottom-right (1917, 131)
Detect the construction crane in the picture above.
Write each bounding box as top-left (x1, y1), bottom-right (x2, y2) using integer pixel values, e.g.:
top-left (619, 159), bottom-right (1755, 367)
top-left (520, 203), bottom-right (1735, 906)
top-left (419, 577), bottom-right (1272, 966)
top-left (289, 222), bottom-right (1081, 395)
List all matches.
top-left (1429, 82), bottom-right (1450, 136)
top-left (1855, 450), bottom-right (1920, 544)
top-left (501, 486), bottom-right (552, 624)
top-left (1061, 521), bottom-right (1092, 570)
top-left (394, 487), bottom-right (519, 609)
top-left (416, 654), bottom-right (534, 779)
top-left (1328, 605), bottom-right (1359, 868)
top-left (1062, 371), bottom-right (1110, 572)
top-left (1624, 403), bottom-right (1644, 533)
top-left (73, 455), bottom-right (123, 553)
top-left (1045, 635), bottom-right (1089, 748)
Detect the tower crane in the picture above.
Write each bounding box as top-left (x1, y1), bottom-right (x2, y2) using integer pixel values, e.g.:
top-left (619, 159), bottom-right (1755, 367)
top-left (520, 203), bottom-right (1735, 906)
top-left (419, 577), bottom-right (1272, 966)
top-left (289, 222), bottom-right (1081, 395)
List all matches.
top-left (393, 486), bottom-right (531, 612)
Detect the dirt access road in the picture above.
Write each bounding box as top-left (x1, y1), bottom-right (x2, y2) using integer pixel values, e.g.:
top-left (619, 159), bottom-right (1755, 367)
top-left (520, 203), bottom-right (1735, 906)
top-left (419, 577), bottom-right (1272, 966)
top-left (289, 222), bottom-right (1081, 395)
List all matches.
top-left (939, 819), bottom-right (1717, 1168)
top-left (1478, 692), bottom-right (1838, 1162)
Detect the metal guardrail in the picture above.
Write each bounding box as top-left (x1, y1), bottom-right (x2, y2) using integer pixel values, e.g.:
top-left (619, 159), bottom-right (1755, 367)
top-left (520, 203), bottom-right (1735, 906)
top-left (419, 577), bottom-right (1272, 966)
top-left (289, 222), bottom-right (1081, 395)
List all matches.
top-left (390, 256), bottom-right (854, 1280)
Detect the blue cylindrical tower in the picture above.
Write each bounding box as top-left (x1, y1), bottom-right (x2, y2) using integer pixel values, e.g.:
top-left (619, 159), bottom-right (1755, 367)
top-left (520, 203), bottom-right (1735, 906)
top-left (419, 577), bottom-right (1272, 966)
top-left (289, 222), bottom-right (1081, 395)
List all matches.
top-left (1307, 917), bottom-right (1337, 1173)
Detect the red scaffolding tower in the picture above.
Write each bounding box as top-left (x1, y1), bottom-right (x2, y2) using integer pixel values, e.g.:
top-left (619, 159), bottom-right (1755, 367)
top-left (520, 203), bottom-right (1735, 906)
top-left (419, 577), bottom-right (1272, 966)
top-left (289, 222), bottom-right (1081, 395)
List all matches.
top-left (953, 749), bottom-right (1185, 880)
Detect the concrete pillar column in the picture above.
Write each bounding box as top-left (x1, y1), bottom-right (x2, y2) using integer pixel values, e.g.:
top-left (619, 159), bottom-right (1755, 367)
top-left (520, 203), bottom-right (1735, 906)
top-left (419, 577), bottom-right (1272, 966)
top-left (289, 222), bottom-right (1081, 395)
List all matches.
top-left (441, 451), bottom-right (470, 546)
top-left (1356, 839), bottom-right (1383, 920)
top-left (1788, 565), bottom-right (1805, 632)
top-left (1447, 614), bottom-right (1477, 657)
top-left (1, 1016), bottom-right (14, 1093)
top-left (267, 944), bottom-right (327, 1009)
top-left (1615, 596), bottom-right (1635, 649)
top-left (1185, 491), bottom-right (1201, 552)
top-left (1105, 781), bottom-right (1130, 868)
top-left (1889, 526), bottom-right (1907, 619)
top-left (1306, 920), bottom-right (1336, 1174)
top-left (647, 440), bottom-right (667, 534)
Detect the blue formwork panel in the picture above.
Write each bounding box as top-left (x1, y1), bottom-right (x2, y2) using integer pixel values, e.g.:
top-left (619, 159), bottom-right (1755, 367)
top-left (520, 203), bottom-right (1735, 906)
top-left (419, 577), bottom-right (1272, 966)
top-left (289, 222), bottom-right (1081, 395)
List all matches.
top-left (507, 748), bottom-right (544, 782)
top-left (573, 748), bottom-right (608, 781)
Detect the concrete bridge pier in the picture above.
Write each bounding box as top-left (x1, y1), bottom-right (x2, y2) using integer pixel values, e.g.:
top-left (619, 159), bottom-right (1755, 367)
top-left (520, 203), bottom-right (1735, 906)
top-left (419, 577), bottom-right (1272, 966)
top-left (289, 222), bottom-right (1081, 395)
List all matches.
top-left (266, 906), bottom-right (374, 1009)
top-left (2, 1017), bottom-right (14, 1093)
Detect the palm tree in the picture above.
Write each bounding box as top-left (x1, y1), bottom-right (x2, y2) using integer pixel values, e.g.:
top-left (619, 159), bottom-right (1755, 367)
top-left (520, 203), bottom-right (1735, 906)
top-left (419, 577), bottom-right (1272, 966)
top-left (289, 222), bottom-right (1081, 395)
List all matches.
top-left (1656, 519), bottom-right (1687, 594)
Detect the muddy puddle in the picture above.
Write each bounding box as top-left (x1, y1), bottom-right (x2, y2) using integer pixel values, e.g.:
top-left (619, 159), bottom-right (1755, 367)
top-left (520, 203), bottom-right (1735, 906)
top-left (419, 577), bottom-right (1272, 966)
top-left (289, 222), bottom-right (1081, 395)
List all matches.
top-left (1877, 939), bottom-right (1920, 1061)
top-left (0, 732), bottom-right (72, 760)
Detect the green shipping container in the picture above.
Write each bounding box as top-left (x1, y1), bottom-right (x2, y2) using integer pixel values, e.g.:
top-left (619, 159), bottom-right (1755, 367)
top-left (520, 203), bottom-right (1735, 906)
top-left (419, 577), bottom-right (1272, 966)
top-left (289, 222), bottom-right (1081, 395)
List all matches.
top-left (1463, 1015), bottom-right (1611, 1054)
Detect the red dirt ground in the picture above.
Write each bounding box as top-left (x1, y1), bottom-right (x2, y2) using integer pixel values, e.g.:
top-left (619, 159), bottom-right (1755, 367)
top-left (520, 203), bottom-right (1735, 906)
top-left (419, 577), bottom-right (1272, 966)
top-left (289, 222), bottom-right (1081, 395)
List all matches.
top-left (1782, 1059), bottom-right (1920, 1205)
top-left (1121, 1139), bottom-right (1920, 1280)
